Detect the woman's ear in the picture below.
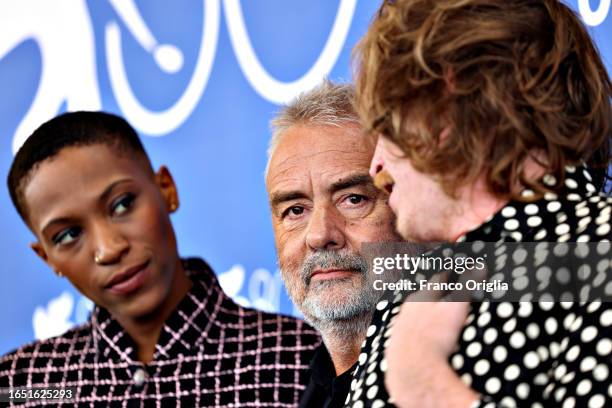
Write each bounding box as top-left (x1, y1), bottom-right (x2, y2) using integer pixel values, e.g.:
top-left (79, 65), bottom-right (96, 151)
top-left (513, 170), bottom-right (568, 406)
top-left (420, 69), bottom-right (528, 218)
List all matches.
top-left (155, 166), bottom-right (179, 213)
top-left (30, 241), bottom-right (47, 261)
top-left (30, 242), bottom-right (62, 277)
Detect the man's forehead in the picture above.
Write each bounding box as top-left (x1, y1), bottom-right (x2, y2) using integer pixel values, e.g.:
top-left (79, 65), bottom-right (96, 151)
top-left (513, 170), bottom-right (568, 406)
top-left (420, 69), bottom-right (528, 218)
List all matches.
top-left (267, 125), bottom-right (373, 186)
top-left (278, 124), bottom-right (367, 151)
top-left (268, 154), bottom-right (372, 199)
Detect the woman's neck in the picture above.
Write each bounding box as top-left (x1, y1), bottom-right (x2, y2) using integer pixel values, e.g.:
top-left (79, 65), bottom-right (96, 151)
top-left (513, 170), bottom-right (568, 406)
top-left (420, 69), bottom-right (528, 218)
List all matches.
top-left (114, 260), bottom-right (193, 364)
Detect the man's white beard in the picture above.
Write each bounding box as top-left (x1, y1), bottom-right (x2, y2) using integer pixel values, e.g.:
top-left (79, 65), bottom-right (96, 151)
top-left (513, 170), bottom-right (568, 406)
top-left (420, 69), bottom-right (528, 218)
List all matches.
top-left (302, 276), bottom-right (379, 322)
top-left (281, 250), bottom-right (381, 336)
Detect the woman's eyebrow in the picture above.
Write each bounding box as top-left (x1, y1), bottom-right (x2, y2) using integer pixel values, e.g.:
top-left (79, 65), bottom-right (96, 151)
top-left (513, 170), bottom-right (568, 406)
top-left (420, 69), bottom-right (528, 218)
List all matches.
top-left (41, 178), bottom-right (133, 235)
top-left (98, 178), bottom-right (132, 204)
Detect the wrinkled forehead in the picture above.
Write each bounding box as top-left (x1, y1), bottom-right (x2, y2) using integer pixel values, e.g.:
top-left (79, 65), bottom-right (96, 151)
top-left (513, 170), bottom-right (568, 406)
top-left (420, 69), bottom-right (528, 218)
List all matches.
top-left (266, 124), bottom-right (373, 192)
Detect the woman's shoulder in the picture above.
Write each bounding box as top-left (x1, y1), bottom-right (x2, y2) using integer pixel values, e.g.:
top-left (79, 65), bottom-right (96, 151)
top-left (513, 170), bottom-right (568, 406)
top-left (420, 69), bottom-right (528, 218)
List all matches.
top-left (0, 322), bottom-right (93, 386)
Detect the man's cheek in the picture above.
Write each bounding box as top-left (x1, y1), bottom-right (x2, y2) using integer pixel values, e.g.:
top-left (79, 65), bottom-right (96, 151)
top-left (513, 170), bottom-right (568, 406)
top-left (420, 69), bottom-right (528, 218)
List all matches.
top-left (279, 231), bottom-right (306, 262)
top-left (281, 269), bottom-right (307, 303)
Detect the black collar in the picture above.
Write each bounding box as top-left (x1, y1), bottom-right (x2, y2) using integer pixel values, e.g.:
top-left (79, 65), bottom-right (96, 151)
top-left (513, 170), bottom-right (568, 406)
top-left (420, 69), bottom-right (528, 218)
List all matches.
top-left (300, 343), bottom-right (356, 408)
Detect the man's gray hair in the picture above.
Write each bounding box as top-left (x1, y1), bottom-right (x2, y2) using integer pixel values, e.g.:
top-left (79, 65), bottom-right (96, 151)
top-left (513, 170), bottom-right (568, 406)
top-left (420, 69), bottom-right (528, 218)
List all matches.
top-left (266, 80), bottom-right (360, 177)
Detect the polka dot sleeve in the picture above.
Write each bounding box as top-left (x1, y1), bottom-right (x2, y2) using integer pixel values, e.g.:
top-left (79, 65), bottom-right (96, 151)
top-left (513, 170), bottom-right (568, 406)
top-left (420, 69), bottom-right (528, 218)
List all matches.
top-left (344, 166), bottom-right (611, 408)
top-left (471, 302), bottom-right (611, 408)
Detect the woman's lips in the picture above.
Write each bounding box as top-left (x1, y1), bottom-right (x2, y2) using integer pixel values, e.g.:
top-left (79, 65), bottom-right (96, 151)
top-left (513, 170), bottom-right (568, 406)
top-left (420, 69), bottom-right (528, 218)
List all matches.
top-left (106, 261), bottom-right (150, 296)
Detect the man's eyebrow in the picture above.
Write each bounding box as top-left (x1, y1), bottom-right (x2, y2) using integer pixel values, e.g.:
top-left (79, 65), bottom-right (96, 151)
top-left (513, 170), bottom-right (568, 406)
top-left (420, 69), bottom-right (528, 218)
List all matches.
top-left (269, 191), bottom-right (308, 208)
top-left (269, 174), bottom-right (373, 208)
top-left (329, 173), bottom-right (373, 193)
top-left (41, 178), bottom-right (132, 236)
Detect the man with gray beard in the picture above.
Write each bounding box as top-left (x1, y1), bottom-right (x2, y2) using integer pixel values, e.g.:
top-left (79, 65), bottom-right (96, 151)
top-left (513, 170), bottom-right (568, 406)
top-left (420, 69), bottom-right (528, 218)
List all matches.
top-left (300, 250), bottom-right (377, 335)
top-left (265, 81), bottom-right (403, 408)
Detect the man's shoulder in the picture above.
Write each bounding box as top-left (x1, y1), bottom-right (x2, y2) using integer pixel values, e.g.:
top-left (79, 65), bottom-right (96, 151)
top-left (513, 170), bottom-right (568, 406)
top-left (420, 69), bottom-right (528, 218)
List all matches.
top-left (535, 189), bottom-right (612, 242)
top-left (0, 323), bottom-right (92, 386)
top-left (570, 192), bottom-right (611, 240)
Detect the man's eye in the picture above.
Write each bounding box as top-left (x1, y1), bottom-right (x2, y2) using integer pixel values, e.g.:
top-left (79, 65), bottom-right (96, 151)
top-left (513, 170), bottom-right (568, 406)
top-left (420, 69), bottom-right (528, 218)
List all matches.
top-left (347, 194), bottom-right (367, 205)
top-left (283, 206), bottom-right (305, 218)
top-left (52, 227), bottom-right (82, 246)
top-left (111, 193), bottom-right (135, 216)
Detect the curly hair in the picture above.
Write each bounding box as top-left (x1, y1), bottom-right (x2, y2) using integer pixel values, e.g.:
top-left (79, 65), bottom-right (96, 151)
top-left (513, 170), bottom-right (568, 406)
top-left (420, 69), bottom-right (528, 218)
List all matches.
top-left (354, 0), bottom-right (612, 198)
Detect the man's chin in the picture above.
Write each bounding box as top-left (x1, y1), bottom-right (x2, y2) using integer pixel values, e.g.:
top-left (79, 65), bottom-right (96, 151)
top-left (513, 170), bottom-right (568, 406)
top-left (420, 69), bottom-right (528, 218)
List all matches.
top-left (307, 275), bottom-right (372, 300)
top-left (302, 289), bottom-right (378, 322)
top-left (308, 275), bottom-right (358, 290)
top-left (301, 301), bottom-right (373, 329)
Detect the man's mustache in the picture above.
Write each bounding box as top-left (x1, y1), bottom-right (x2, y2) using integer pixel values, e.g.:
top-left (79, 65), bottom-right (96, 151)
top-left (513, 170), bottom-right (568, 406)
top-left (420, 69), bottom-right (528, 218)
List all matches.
top-left (301, 250), bottom-right (368, 286)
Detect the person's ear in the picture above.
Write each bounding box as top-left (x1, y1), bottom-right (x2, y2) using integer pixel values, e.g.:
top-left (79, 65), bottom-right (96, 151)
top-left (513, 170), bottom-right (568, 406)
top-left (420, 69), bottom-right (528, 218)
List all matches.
top-left (30, 242), bottom-right (63, 277)
top-left (155, 166), bottom-right (179, 213)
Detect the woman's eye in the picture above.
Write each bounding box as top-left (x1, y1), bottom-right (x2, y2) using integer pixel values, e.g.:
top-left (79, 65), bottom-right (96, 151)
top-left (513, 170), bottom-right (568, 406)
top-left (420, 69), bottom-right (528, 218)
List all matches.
top-left (52, 227), bottom-right (81, 246)
top-left (111, 193), bottom-right (135, 216)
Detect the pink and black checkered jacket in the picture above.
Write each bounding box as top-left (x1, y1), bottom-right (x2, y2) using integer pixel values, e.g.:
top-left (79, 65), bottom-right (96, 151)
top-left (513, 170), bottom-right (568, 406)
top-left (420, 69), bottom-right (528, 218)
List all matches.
top-left (0, 258), bottom-right (321, 407)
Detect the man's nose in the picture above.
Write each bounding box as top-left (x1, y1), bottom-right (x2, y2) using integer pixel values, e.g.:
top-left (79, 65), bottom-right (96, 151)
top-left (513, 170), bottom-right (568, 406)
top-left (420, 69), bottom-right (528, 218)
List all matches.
top-left (305, 204), bottom-right (346, 251)
top-left (91, 221), bottom-right (129, 265)
top-left (370, 138), bottom-right (385, 180)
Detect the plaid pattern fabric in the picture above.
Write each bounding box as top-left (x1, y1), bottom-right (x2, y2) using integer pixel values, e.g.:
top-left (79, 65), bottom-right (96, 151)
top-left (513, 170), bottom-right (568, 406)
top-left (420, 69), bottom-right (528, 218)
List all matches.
top-left (0, 258), bottom-right (322, 407)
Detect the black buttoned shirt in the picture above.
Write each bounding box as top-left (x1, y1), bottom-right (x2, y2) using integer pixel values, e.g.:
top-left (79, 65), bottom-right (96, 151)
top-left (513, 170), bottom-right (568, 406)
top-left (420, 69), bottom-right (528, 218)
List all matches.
top-left (300, 344), bottom-right (355, 408)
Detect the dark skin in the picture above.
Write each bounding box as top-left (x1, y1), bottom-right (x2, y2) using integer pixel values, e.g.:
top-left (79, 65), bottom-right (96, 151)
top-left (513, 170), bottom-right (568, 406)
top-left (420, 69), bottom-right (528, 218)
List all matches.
top-left (23, 144), bottom-right (192, 363)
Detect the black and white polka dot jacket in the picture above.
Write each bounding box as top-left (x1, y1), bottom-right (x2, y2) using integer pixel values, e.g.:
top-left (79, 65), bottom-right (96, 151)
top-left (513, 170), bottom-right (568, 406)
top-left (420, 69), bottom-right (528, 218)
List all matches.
top-left (345, 165), bottom-right (611, 408)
